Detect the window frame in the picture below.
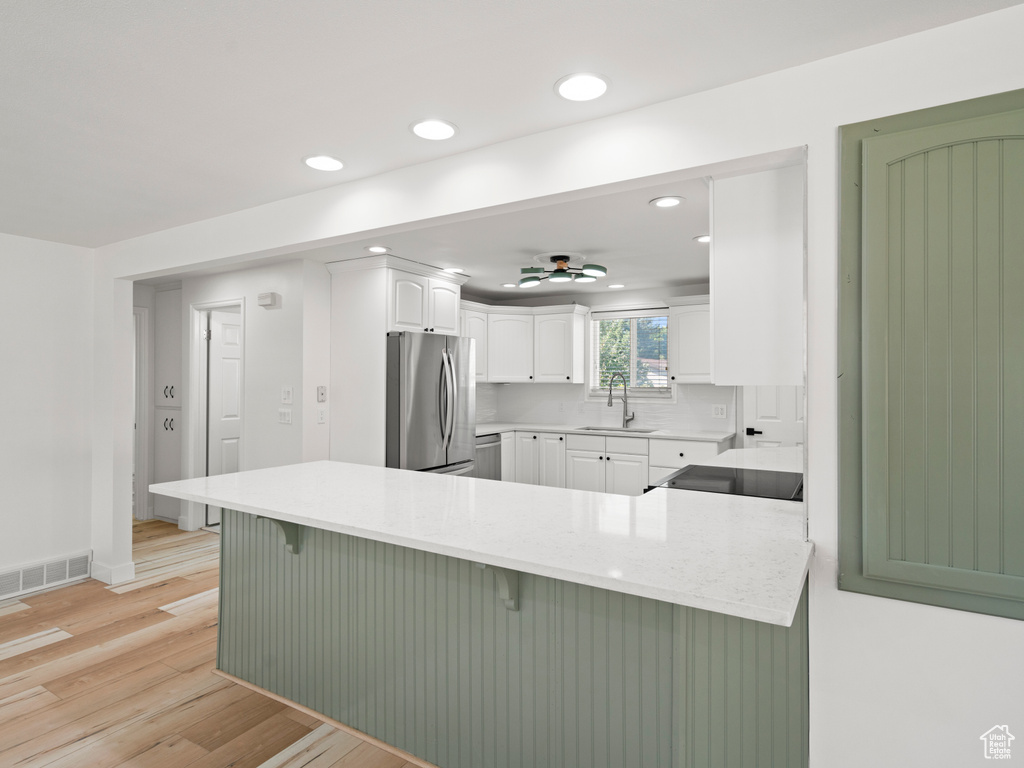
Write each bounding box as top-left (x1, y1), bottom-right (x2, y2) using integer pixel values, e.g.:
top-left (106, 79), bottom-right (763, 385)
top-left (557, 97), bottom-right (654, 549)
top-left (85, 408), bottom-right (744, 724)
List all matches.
top-left (587, 308), bottom-right (674, 401)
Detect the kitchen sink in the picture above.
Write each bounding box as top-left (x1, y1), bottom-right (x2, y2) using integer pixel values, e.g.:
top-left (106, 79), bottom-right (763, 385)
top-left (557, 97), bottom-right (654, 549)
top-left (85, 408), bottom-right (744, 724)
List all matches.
top-left (579, 426), bottom-right (660, 433)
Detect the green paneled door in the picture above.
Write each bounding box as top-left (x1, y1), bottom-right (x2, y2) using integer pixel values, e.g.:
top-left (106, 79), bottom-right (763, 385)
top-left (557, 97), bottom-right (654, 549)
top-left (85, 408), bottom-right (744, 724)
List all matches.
top-left (859, 107), bottom-right (1024, 608)
top-left (218, 509), bottom-right (808, 768)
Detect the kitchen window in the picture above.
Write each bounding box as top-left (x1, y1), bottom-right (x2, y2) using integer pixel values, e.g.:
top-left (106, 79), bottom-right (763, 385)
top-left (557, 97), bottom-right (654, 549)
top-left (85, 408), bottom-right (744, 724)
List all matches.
top-left (589, 309), bottom-right (671, 399)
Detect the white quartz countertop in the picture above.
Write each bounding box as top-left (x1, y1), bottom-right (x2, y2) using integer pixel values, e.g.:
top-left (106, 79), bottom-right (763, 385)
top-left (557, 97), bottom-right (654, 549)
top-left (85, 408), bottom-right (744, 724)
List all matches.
top-left (151, 460), bottom-right (811, 627)
top-left (700, 447), bottom-right (804, 473)
top-left (476, 422), bottom-right (735, 442)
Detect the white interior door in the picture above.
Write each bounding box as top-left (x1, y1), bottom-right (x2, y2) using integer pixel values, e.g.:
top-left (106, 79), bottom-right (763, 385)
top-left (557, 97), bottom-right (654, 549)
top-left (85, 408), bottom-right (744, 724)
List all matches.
top-left (742, 385), bottom-right (805, 448)
top-left (206, 308), bottom-right (243, 524)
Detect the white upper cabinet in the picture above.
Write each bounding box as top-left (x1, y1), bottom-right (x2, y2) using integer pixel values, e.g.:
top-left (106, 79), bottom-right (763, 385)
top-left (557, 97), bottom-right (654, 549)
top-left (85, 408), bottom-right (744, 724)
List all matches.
top-left (487, 313), bottom-right (535, 382)
top-left (389, 271), bottom-right (462, 334)
top-left (429, 281), bottom-right (460, 335)
top-left (154, 288), bottom-right (182, 403)
top-left (533, 309), bottom-right (586, 383)
top-left (710, 164), bottom-right (804, 385)
top-left (667, 298), bottom-right (711, 384)
top-left (460, 309), bottom-right (488, 381)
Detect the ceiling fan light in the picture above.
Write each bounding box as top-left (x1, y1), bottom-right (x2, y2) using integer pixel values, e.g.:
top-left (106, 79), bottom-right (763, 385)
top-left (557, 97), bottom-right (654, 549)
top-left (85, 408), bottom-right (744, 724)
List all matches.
top-left (548, 271), bottom-right (574, 283)
top-left (581, 264), bottom-right (607, 277)
top-left (519, 275), bottom-right (541, 288)
top-left (574, 274), bottom-right (596, 283)
top-left (520, 267), bottom-right (545, 275)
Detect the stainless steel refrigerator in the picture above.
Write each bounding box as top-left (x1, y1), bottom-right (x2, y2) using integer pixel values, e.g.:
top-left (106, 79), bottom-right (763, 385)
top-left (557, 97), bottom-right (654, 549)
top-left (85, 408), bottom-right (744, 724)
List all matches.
top-left (386, 332), bottom-right (476, 475)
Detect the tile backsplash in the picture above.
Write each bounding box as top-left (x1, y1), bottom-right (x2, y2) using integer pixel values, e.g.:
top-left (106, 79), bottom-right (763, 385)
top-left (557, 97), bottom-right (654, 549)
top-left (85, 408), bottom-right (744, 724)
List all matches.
top-left (477, 382), bottom-right (737, 433)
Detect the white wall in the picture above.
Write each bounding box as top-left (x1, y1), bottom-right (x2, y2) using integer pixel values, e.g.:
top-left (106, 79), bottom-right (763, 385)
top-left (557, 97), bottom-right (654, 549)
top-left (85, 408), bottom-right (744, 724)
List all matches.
top-left (0, 235), bottom-right (94, 570)
top-left (87, 6), bottom-right (1024, 765)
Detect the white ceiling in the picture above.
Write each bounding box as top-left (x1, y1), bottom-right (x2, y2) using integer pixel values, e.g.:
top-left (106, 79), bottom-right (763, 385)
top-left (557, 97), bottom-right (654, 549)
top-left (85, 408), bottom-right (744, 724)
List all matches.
top-left (3, 0), bottom-right (1019, 292)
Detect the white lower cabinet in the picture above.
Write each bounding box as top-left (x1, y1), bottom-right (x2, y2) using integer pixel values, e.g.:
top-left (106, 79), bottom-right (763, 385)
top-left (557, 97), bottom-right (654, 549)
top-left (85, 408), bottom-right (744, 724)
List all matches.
top-left (500, 432), bottom-right (516, 481)
top-left (514, 432), bottom-right (565, 487)
top-left (564, 434), bottom-right (649, 496)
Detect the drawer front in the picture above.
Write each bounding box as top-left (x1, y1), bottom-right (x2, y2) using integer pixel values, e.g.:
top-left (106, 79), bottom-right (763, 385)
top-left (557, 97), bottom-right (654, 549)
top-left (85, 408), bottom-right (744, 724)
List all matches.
top-left (605, 436), bottom-right (648, 455)
top-left (648, 439), bottom-right (720, 469)
top-left (565, 433), bottom-right (605, 452)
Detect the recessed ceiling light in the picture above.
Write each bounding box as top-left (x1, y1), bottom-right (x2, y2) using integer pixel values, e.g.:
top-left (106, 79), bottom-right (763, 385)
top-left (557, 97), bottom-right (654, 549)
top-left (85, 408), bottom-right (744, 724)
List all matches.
top-left (365, 245), bottom-right (390, 254)
top-left (444, 267), bottom-right (464, 273)
top-left (555, 73), bottom-right (609, 102)
top-left (411, 119), bottom-right (457, 140)
top-left (502, 283), bottom-right (517, 288)
top-left (608, 284), bottom-right (625, 289)
top-left (649, 196), bottom-right (684, 208)
top-left (694, 235), bottom-right (711, 244)
top-left (304, 155), bottom-right (344, 171)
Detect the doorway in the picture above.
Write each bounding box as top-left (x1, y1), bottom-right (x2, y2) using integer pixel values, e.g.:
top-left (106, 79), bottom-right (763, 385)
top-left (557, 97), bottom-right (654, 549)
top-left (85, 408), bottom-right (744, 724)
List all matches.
top-left (188, 301), bottom-right (245, 530)
top-left (741, 385), bottom-right (805, 448)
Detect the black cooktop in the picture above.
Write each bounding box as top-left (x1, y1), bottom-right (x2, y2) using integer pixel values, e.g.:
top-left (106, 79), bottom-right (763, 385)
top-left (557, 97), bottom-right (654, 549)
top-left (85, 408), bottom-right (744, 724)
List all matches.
top-left (657, 464), bottom-right (803, 502)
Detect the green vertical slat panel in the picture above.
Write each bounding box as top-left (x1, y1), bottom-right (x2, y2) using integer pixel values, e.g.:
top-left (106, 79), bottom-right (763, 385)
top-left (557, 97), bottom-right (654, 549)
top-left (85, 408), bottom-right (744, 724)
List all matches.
top-left (1002, 139), bottom-right (1024, 577)
top-left (901, 151), bottom-right (929, 566)
top-left (723, 613), bottom-right (744, 768)
top-left (975, 139), bottom-right (1004, 576)
top-left (924, 146), bottom-right (952, 567)
top-left (218, 511), bottom-right (805, 768)
top-left (706, 610), bottom-right (726, 765)
top-left (885, 161), bottom-right (906, 562)
top-left (948, 141), bottom-right (979, 571)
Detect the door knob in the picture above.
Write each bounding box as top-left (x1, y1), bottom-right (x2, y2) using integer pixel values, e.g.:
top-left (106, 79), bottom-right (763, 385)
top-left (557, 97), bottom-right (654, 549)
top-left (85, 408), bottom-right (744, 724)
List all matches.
top-left (745, 427), bottom-right (764, 436)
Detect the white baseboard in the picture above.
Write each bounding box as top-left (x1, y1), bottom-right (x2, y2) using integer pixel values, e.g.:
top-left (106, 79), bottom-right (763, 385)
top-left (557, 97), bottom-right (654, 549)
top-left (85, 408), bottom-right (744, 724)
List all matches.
top-left (91, 559), bottom-right (136, 585)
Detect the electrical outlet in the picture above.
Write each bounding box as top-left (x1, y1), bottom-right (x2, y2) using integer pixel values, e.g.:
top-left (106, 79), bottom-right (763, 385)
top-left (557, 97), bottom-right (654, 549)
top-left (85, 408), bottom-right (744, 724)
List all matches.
top-left (558, 402), bottom-right (565, 413)
top-left (316, 386), bottom-right (327, 403)
top-left (712, 404), bottom-right (728, 419)
top-left (278, 408), bottom-right (292, 424)
top-left (281, 386), bottom-right (293, 404)
top-left (317, 407), bottom-right (327, 425)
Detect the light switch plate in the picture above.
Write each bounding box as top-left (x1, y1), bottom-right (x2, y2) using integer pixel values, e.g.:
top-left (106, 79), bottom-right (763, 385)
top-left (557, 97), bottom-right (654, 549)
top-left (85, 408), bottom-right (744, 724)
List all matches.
top-left (278, 408), bottom-right (292, 424)
top-left (316, 386), bottom-right (327, 403)
top-left (712, 404), bottom-right (728, 419)
top-left (317, 407), bottom-right (327, 425)
top-left (281, 386), bottom-right (293, 404)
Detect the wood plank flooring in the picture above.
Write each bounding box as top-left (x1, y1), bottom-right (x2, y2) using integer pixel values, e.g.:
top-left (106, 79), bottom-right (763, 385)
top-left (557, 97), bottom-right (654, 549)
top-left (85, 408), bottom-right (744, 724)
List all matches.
top-left (0, 519), bottom-right (424, 768)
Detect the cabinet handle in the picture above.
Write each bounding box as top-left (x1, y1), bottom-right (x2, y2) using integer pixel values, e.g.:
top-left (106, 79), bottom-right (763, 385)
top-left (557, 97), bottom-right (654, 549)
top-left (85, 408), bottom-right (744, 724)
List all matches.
top-left (598, 456), bottom-right (603, 460)
top-left (164, 418), bottom-right (168, 430)
top-left (169, 418), bottom-right (174, 431)
top-left (532, 435), bottom-right (537, 440)
top-left (679, 452), bottom-right (685, 457)
top-left (164, 386), bottom-right (169, 398)
top-left (169, 385), bottom-right (174, 398)
top-left (529, 375), bottom-right (533, 380)
top-left (424, 327), bottom-right (429, 332)
top-left (566, 376), bottom-right (570, 380)
top-left (559, 436), bottom-right (563, 441)
top-left (430, 327), bottom-right (435, 332)
top-left (671, 375), bottom-right (676, 381)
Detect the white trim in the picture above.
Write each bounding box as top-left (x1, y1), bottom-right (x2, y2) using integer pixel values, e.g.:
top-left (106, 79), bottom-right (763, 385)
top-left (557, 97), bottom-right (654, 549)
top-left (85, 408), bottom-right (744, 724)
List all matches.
top-left (132, 306), bottom-right (152, 520)
top-left (90, 559), bottom-right (136, 586)
top-left (186, 298), bottom-right (245, 532)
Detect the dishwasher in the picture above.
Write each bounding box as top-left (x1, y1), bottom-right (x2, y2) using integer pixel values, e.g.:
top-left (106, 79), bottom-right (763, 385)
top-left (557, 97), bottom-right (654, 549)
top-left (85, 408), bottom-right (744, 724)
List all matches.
top-left (472, 433), bottom-right (502, 480)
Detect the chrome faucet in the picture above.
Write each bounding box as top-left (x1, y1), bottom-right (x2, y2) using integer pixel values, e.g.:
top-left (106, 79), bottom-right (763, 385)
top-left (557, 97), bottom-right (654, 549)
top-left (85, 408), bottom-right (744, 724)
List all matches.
top-left (607, 372), bottom-right (635, 428)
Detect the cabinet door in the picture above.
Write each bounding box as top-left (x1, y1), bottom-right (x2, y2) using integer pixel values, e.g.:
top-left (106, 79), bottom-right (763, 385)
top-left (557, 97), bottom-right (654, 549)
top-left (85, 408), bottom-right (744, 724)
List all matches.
top-left (390, 272), bottom-right (429, 332)
top-left (565, 450), bottom-right (605, 492)
top-left (429, 280), bottom-right (461, 334)
top-left (461, 310), bottom-right (488, 381)
top-left (500, 432), bottom-right (516, 481)
top-left (668, 302), bottom-right (712, 384)
top-left (606, 452), bottom-right (650, 496)
top-left (514, 432), bottom-right (539, 484)
top-left (537, 433), bottom-right (566, 488)
top-left (534, 314), bottom-right (574, 383)
top-left (487, 314), bottom-right (534, 382)
top-left (153, 408), bottom-right (182, 521)
top-left (154, 289), bottom-right (182, 403)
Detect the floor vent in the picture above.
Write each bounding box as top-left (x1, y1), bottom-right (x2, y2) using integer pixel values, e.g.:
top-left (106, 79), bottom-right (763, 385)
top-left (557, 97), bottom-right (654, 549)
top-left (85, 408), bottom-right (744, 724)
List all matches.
top-left (0, 552), bottom-right (92, 600)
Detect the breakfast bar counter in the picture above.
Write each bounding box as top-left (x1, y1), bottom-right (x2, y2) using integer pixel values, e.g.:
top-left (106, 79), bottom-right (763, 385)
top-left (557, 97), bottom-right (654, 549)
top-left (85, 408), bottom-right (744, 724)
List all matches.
top-left (151, 460), bottom-right (811, 768)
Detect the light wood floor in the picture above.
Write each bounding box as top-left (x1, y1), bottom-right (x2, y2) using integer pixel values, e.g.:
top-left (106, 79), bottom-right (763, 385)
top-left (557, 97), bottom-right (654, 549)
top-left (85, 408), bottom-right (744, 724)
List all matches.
top-left (0, 519), bottom-right (419, 768)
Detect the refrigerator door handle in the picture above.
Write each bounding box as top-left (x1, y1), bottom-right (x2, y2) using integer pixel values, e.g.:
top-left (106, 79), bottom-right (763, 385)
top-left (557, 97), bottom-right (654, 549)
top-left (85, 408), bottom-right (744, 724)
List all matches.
top-left (438, 353), bottom-right (449, 445)
top-left (444, 348), bottom-right (457, 450)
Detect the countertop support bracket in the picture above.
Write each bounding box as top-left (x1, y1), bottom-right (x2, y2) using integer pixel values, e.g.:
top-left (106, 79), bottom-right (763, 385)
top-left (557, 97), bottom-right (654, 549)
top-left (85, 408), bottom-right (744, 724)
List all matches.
top-left (475, 563), bottom-right (520, 611)
top-left (258, 516), bottom-right (305, 555)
